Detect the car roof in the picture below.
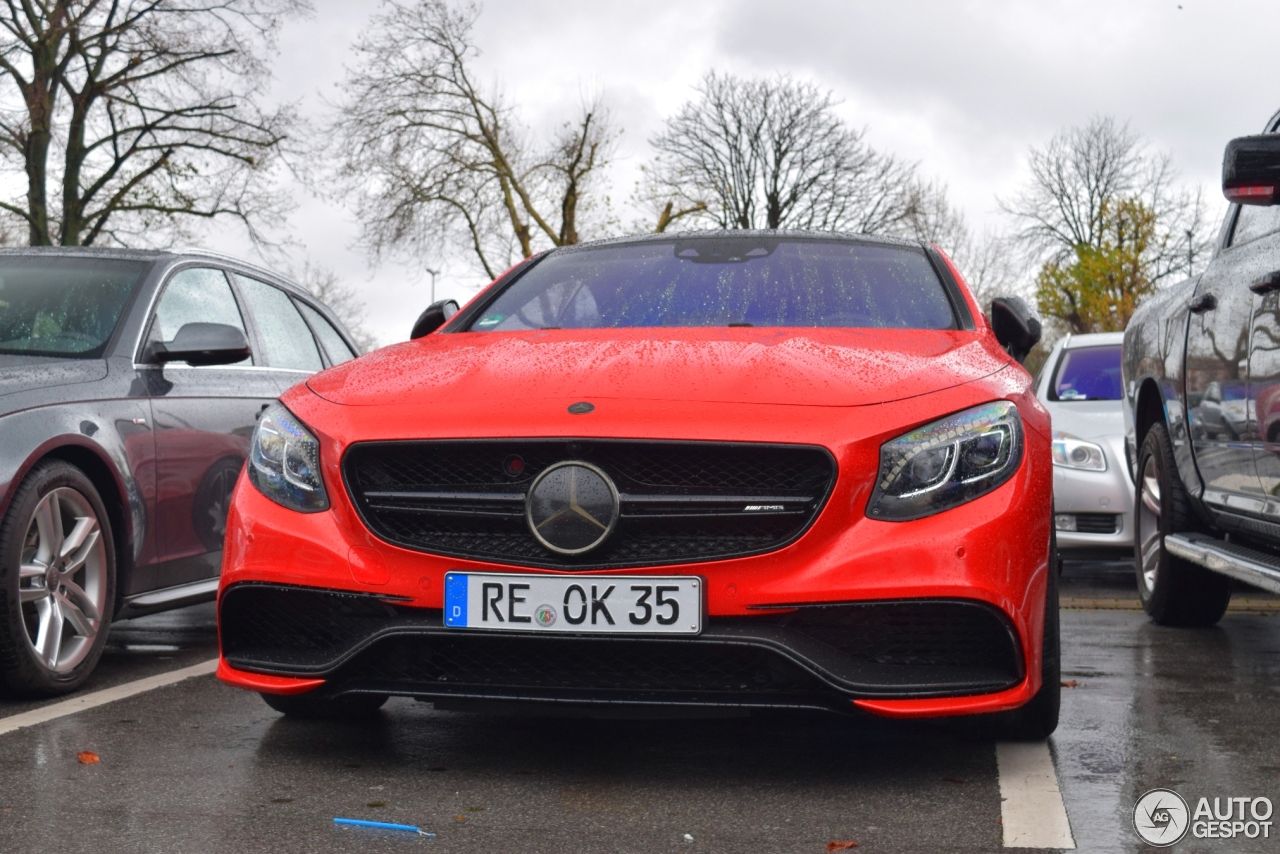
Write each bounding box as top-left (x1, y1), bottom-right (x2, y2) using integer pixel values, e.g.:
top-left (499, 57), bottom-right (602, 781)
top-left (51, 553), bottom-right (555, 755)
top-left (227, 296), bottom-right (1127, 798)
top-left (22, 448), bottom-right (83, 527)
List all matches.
top-left (1061, 331), bottom-right (1124, 349)
top-left (552, 228), bottom-right (925, 254)
top-left (0, 245), bottom-right (310, 299)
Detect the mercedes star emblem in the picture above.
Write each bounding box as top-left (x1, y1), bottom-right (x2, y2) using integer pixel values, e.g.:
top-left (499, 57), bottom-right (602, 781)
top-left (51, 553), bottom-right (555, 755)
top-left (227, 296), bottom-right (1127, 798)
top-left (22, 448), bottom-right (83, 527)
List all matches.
top-left (526, 461), bottom-right (619, 554)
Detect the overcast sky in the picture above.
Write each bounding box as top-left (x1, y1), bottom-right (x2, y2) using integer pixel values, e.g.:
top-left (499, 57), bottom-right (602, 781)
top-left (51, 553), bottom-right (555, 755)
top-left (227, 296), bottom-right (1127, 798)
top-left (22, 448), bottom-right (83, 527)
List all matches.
top-left (195, 0), bottom-right (1280, 347)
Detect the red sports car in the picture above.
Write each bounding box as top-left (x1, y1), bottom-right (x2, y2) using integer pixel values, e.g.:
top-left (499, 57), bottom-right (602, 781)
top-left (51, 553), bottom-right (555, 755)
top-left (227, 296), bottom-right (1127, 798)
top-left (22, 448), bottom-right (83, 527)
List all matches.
top-left (215, 232), bottom-right (1057, 738)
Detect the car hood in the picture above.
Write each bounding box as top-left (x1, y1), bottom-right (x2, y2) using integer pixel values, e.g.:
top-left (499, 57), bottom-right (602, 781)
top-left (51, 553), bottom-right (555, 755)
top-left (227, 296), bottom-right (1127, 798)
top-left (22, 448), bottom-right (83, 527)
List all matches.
top-left (1041, 399), bottom-right (1124, 440)
top-left (307, 328), bottom-right (1011, 408)
top-left (0, 355), bottom-right (107, 398)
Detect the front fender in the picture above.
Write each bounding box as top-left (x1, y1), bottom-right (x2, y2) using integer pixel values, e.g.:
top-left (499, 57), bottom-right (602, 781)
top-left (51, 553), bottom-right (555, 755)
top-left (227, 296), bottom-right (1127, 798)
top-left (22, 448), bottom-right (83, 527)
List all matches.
top-left (0, 401), bottom-right (152, 567)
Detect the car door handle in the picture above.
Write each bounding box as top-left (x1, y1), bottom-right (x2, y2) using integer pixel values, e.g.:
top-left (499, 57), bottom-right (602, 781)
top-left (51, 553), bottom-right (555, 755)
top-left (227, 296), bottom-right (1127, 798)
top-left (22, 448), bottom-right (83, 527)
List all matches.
top-left (1250, 270), bottom-right (1280, 295)
top-left (1189, 293), bottom-right (1217, 313)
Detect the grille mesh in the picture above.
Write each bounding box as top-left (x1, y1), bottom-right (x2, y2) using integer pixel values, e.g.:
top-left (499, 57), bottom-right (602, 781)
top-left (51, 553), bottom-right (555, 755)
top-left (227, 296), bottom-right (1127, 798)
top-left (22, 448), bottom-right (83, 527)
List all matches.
top-left (343, 440), bottom-right (835, 568)
top-left (1074, 513), bottom-right (1118, 534)
top-left (342, 634), bottom-right (817, 694)
top-left (780, 601), bottom-right (1017, 669)
top-left (220, 584), bottom-right (399, 669)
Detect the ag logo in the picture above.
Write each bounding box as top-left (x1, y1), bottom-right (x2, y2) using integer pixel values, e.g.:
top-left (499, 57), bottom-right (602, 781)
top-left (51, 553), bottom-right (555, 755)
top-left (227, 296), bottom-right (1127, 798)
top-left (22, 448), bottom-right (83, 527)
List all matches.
top-left (1134, 788), bottom-right (1190, 846)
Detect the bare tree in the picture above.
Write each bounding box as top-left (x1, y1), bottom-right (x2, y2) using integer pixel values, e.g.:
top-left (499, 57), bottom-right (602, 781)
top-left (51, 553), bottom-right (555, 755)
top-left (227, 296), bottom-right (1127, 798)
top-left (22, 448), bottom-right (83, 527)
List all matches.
top-left (0, 0), bottom-right (304, 247)
top-left (644, 73), bottom-right (929, 235)
top-left (880, 175), bottom-right (1023, 314)
top-left (999, 116), bottom-right (1208, 283)
top-left (326, 0), bottom-right (618, 279)
top-left (294, 262), bottom-right (378, 353)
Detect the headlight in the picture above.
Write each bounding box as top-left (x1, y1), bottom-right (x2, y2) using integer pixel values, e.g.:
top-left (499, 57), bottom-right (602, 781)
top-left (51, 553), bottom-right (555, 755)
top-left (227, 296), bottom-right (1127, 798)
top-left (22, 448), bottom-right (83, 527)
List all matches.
top-left (866, 401), bottom-right (1023, 522)
top-left (1051, 432), bottom-right (1106, 471)
top-left (248, 403), bottom-right (329, 513)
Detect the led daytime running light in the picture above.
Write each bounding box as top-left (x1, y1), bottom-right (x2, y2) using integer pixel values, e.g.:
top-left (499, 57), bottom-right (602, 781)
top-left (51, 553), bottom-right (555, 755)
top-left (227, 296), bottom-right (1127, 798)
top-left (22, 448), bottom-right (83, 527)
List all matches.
top-left (867, 401), bottom-right (1023, 522)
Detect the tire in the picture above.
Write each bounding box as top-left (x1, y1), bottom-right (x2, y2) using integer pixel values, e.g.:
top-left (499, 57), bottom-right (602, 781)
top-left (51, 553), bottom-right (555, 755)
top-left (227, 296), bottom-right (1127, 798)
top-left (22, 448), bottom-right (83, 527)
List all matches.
top-left (0, 461), bottom-right (116, 696)
top-left (996, 529), bottom-right (1061, 741)
top-left (1134, 422), bottom-right (1231, 626)
top-left (260, 691), bottom-right (388, 720)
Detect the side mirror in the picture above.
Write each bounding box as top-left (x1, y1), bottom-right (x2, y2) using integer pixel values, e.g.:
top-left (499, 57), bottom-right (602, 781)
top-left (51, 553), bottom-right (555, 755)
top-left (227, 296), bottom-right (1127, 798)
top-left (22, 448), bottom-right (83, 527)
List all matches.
top-left (410, 299), bottom-right (459, 339)
top-left (990, 297), bottom-right (1042, 364)
top-left (145, 322), bottom-right (251, 367)
top-left (1223, 134), bottom-right (1280, 205)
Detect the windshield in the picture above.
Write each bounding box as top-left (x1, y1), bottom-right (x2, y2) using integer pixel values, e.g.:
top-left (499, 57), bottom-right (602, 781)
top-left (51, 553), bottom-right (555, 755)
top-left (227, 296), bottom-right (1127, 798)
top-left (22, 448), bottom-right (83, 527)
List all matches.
top-left (1052, 345), bottom-right (1122, 401)
top-left (467, 237), bottom-right (957, 331)
top-left (0, 257), bottom-right (148, 358)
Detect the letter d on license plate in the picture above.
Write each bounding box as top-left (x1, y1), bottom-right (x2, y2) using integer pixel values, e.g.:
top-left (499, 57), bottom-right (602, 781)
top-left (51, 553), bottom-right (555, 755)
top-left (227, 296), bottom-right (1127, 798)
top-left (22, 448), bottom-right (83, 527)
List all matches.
top-left (444, 572), bottom-right (702, 635)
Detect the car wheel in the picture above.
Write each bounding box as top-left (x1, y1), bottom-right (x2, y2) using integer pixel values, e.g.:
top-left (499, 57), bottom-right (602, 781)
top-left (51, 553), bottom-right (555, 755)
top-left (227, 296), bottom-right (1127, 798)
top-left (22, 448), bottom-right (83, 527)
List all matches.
top-left (1135, 422), bottom-right (1230, 626)
top-left (994, 529), bottom-right (1060, 741)
top-left (0, 461), bottom-right (116, 696)
top-left (260, 691), bottom-right (388, 720)
top-left (192, 456), bottom-right (243, 552)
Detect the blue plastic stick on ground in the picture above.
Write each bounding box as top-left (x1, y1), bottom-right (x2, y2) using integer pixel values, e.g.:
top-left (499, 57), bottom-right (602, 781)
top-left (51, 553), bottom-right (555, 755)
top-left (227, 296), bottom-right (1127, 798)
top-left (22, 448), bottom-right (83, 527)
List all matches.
top-left (333, 817), bottom-right (435, 836)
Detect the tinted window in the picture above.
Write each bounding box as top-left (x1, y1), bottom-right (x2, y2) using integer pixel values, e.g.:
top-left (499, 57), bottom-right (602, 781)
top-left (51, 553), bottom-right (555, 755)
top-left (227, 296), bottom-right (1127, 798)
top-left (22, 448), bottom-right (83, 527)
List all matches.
top-left (297, 301), bottom-right (358, 364)
top-left (469, 238), bottom-right (956, 331)
top-left (234, 275), bottom-right (323, 371)
top-left (0, 256), bottom-right (146, 357)
top-left (1052, 345), bottom-right (1122, 401)
top-left (1232, 204), bottom-right (1280, 247)
top-left (149, 267), bottom-right (250, 365)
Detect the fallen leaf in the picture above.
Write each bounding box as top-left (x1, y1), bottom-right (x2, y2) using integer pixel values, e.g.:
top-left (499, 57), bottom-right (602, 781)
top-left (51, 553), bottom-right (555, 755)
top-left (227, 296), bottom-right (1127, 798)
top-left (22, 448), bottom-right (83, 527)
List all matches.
top-left (1061, 680), bottom-right (1079, 688)
top-left (941, 776), bottom-right (966, 784)
top-left (367, 801), bottom-right (386, 808)
top-left (827, 842), bottom-right (859, 852)
top-left (77, 751), bottom-right (99, 765)
top-left (454, 815), bottom-right (467, 821)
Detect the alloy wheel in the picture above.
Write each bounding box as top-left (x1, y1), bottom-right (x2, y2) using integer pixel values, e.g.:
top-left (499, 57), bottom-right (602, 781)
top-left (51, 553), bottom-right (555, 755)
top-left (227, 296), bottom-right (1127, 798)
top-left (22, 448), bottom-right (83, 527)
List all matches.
top-left (1137, 456), bottom-right (1162, 596)
top-left (17, 487), bottom-right (107, 673)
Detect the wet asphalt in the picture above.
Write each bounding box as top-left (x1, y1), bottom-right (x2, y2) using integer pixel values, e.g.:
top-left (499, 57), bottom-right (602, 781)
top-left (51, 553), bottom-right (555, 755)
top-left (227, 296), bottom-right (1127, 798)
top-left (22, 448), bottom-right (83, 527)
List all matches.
top-left (0, 563), bottom-right (1277, 853)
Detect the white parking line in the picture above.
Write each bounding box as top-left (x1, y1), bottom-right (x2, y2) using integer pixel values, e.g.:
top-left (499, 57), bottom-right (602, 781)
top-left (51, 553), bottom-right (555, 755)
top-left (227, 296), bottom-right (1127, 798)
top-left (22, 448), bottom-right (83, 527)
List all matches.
top-left (0, 658), bottom-right (218, 738)
top-left (997, 741), bottom-right (1076, 849)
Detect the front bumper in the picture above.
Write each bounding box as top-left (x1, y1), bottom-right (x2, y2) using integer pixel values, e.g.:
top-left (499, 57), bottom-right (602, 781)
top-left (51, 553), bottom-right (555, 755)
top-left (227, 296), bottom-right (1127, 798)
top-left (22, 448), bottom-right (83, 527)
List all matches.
top-left (1053, 433), bottom-right (1134, 553)
top-left (217, 375), bottom-right (1053, 719)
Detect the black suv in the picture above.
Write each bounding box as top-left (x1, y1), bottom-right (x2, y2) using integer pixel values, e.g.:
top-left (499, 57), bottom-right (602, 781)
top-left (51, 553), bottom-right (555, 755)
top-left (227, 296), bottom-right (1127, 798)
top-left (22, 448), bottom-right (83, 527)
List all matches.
top-left (1124, 109), bottom-right (1280, 625)
top-left (0, 248), bottom-right (360, 695)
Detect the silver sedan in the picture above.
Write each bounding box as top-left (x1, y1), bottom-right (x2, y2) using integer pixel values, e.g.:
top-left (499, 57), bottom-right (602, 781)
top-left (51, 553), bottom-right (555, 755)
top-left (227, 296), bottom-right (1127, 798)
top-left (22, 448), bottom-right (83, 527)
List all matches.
top-left (1035, 332), bottom-right (1134, 561)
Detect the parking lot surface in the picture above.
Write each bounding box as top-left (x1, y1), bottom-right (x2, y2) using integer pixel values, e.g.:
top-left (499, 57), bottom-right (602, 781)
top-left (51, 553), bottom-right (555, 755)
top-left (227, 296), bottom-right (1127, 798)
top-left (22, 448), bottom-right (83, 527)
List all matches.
top-left (0, 563), bottom-right (1277, 853)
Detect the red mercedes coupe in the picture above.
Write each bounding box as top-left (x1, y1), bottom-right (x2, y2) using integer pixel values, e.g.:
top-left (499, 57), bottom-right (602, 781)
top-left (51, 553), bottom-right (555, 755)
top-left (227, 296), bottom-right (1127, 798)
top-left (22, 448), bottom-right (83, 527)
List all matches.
top-left (215, 232), bottom-right (1057, 738)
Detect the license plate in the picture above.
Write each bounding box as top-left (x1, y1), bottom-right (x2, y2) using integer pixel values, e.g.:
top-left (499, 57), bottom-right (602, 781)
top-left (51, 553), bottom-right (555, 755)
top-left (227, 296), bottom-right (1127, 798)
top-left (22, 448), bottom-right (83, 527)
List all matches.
top-left (444, 572), bottom-right (702, 635)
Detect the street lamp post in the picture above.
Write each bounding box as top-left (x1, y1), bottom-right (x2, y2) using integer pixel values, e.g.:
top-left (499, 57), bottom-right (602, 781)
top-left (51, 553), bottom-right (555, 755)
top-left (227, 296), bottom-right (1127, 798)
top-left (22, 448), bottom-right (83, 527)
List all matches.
top-left (426, 268), bottom-right (440, 304)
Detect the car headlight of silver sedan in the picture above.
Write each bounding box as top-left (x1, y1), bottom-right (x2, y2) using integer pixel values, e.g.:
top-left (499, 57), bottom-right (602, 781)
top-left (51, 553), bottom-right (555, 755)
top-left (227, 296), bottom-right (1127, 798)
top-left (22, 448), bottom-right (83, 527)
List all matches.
top-left (1051, 432), bottom-right (1107, 472)
top-left (866, 401), bottom-right (1024, 521)
top-left (248, 403), bottom-right (330, 513)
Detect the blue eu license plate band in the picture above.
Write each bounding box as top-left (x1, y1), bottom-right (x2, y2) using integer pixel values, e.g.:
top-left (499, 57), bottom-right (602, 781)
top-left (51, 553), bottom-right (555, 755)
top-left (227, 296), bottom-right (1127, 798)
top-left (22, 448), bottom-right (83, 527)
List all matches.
top-left (444, 572), bottom-right (469, 627)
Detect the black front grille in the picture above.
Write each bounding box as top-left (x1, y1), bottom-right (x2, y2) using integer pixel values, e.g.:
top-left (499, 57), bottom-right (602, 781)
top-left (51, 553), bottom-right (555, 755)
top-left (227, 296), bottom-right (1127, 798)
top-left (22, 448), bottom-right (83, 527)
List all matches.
top-left (343, 440), bottom-right (836, 568)
top-left (220, 584), bottom-right (401, 669)
top-left (774, 601), bottom-right (1019, 670)
top-left (340, 634), bottom-right (818, 694)
top-left (1074, 513), bottom-right (1118, 534)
